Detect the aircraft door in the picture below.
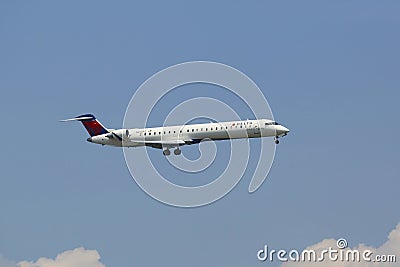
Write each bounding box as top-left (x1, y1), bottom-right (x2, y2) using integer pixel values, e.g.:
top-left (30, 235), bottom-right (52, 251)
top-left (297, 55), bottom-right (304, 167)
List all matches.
top-left (138, 130), bottom-right (145, 138)
top-left (253, 122), bottom-right (260, 136)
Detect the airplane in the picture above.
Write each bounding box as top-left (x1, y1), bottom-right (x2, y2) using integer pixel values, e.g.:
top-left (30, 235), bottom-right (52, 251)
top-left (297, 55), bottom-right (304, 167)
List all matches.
top-left (61, 114), bottom-right (289, 155)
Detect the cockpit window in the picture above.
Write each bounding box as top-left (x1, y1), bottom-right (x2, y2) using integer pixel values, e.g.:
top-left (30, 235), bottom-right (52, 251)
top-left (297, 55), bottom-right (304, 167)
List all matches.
top-left (265, 121), bottom-right (280, 125)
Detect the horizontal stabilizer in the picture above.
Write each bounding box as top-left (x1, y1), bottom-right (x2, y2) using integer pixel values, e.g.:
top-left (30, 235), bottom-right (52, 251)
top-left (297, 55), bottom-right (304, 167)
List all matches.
top-left (59, 117), bottom-right (94, 122)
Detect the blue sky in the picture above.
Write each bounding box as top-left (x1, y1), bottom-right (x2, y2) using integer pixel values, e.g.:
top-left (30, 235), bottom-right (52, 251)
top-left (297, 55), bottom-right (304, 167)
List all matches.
top-left (1, 1), bottom-right (399, 266)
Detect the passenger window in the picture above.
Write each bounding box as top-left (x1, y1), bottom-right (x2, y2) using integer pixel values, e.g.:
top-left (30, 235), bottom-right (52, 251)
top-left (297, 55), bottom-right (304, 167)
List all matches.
top-left (149, 133), bottom-right (151, 135)
top-left (144, 133), bottom-right (146, 136)
top-left (187, 129), bottom-right (189, 132)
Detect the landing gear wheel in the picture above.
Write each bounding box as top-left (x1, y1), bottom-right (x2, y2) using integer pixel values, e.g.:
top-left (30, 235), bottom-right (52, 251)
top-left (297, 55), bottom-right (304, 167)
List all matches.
top-left (163, 149), bottom-right (170, 156)
top-left (274, 139), bottom-right (280, 144)
top-left (174, 148), bottom-right (181, 155)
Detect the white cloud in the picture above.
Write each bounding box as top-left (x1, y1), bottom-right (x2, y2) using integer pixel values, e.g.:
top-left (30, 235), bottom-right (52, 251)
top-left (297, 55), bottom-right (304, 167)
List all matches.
top-left (281, 223), bottom-right (400, 267)
top-left (17, 247), bottom-right (105, 267)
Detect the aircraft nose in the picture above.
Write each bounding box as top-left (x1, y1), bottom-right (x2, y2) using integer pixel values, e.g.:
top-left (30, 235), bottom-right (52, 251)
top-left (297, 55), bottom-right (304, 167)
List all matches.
top-left (282, 126), bottom-right (290, 133)
top-left (87, 137), bottom-right (92, 142)
top-left (276, 125), bottom-right (290, 136)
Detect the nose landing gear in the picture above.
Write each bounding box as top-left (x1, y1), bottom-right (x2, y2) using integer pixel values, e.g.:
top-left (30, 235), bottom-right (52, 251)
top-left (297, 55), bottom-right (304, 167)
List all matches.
top-left (274, 137), bottom-right (280, 144)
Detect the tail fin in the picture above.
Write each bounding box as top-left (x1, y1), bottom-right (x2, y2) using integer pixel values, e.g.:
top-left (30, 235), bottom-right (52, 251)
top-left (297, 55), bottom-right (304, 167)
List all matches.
top-left (60, 114), bottom-right (109, 136)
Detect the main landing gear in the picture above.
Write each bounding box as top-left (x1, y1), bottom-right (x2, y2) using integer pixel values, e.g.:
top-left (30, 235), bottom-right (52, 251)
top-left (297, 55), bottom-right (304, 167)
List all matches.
top-left (163, 148), bottom-right (181, 156)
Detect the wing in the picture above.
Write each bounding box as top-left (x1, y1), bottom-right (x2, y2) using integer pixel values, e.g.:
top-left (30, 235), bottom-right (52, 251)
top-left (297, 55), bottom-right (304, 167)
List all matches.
top-left (130, 139), bottom-right (193, 149)
top-left (105, 131), bottom-right (196, 149)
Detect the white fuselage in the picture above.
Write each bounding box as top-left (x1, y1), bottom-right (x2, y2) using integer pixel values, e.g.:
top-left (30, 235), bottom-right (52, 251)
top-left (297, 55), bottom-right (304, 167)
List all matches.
top-left (87, 119), bottom-right (289, 148)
